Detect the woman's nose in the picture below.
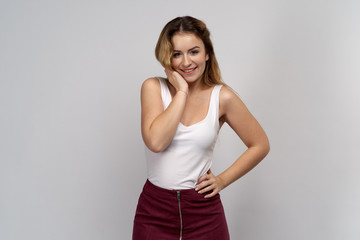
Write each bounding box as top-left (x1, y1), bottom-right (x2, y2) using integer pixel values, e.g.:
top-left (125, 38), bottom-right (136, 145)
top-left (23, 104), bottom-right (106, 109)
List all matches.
top-left (182, 54), bottom-right (191, 66)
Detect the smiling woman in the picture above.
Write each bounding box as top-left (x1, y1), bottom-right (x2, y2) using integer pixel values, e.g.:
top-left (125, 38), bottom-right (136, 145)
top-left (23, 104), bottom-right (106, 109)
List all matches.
top-left (155, 16), bottom-right (222, 87)
top-left (133, 16), bottom-right (270, 240)
top-left (171, 34), bottom-right (209, 84)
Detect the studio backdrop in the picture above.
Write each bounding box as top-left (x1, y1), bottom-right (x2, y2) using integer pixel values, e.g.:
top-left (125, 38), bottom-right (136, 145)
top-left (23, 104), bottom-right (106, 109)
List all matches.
top-left (1, 0), bottom-right (359, 239)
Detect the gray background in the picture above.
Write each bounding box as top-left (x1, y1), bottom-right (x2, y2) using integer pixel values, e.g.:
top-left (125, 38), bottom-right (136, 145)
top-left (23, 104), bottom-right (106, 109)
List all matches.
top-left (1, 0), bottom-right (359, 239)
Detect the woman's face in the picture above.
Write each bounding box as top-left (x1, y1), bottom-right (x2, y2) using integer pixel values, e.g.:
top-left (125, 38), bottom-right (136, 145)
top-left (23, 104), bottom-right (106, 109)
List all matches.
top-left (171, 33), bottom-right (209, 84)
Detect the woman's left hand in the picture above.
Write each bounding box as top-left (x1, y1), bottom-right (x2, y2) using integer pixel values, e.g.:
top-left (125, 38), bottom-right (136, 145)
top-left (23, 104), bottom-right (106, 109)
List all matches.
top-left (195, 169), bottom-right (225, 198)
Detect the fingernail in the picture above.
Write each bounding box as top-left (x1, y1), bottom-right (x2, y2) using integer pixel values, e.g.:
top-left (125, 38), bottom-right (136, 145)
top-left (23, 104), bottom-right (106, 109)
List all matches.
top-left (195, 188), bottom-right (198, 191)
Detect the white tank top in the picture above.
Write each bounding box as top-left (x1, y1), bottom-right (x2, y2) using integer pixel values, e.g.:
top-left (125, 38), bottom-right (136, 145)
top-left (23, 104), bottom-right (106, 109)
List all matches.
top-left (145, 77), bottom-right (222, 190)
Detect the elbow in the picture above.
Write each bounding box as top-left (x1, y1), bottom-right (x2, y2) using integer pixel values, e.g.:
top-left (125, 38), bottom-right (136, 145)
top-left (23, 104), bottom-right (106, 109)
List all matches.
top-left (142, 129), bottom-right (168, 153)
top-left (262, 138), bottom-right (270, 157)
top-left (145, 138), bottom-right (168, 153)
top-left (251, 138), bottom-right (270, 159)
top-left (147, 144), bottom-right (164, 153)
top-left (264, 142), bottom-right (270, 156)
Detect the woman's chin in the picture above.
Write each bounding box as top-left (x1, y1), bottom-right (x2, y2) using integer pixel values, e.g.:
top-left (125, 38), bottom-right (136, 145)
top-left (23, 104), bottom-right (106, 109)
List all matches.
top-left (182, 75), bottom-right (201, 84)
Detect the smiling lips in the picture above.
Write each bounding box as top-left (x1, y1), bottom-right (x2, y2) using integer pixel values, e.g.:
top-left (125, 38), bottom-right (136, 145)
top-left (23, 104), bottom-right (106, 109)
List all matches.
top-left (181, 67), bottom-right (197, 74)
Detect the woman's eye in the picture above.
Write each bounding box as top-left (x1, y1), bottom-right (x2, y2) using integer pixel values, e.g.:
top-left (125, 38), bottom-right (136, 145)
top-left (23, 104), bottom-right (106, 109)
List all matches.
top-left (190, 50), bottom-right (199, 55)
top-left (173, 53), bottom-right (181, 57)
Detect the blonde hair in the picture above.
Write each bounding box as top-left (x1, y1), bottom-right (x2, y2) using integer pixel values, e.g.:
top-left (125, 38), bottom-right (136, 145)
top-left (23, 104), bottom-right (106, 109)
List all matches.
top-left (155, 16), bottom-right (224, 86)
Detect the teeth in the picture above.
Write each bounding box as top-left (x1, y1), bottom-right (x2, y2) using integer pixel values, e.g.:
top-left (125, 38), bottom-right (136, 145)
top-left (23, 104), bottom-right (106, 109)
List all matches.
top-left (183, 68), bottom-right (195, 72)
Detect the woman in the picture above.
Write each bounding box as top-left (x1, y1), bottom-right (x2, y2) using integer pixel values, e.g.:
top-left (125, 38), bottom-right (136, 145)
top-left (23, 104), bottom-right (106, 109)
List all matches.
top-left (133, 16), bottom-right (270, 240)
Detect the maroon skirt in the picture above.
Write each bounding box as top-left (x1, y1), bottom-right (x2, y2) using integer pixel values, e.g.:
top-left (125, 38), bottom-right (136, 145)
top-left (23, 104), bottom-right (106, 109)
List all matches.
top-left (133, 179), bottom-right (230, 240)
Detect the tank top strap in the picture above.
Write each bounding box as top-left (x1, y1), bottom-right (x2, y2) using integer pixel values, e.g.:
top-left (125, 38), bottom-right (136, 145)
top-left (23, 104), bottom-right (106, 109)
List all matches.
top-left (208, 84), bottom-right (223, 128)
top-left (156, 77), bottom-right (172, 110)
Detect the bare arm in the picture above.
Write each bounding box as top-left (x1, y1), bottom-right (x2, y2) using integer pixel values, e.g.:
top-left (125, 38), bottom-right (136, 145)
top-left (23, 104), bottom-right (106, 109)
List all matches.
top-left (141, 72), bottom-right (188, 152)
top-left (196, 86), bottom-right (270, 197)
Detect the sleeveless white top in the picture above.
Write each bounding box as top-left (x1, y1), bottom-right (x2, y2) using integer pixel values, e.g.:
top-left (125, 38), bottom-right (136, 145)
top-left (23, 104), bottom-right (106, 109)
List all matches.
top-left (145, 77), bottom-right (222, 190)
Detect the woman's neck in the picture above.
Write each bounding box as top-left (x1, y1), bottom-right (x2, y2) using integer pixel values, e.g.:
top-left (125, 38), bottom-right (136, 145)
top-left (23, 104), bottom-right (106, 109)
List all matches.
top-left (187, 79), bottom-right (208, 95)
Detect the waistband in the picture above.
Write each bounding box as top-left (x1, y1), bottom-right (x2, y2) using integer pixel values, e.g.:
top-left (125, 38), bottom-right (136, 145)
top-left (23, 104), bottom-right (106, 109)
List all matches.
top-left (143, 179), bottom-right (219, 201)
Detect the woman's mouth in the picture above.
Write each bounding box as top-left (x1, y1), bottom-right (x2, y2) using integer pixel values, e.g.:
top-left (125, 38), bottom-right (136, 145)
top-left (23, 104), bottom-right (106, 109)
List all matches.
top-left (181, 67), bottom-right (197, 75)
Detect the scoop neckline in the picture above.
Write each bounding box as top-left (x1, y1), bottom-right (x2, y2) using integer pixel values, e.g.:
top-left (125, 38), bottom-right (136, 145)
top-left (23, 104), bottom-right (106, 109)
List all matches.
top-left (165, 83), bottom-right (216, 128)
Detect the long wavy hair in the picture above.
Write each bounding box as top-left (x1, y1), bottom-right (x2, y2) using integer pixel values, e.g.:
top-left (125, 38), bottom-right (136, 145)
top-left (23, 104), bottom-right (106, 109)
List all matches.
top-left (155, 16), bottom-right (224, 86)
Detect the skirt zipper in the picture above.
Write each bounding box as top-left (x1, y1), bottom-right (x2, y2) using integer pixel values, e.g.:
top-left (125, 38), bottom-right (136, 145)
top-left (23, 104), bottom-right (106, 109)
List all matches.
top-left (177, 191), bottom-right (183, 240)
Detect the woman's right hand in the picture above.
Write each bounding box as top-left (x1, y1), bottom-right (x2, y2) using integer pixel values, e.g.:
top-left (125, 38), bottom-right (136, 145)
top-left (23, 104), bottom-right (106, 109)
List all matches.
top-left (165, 69), bottom-right (189, 95)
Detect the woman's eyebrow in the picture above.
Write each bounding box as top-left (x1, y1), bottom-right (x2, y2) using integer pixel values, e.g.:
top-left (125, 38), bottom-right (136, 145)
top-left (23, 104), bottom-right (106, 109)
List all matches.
top-left (173, 46), bottom-right (201, 52)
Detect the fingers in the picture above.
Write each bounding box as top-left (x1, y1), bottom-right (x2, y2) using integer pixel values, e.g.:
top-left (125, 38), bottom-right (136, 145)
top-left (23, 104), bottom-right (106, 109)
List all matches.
top-left (196, 171), bottom-right (213, 187)
top-left (164, 69), bottom-right (179, 83)
top-left (205, 189), bottom-right (218, 198)
top-left (197, 174), bottom-right (207, 185)
top-left (164, 69), bottom-right (188, 93)
top-left (197, 180), bottom-right (219, 199)
top-left (195, 179), bottom-right (212, 192)
top-left (195, 170), bottom-right (223, 198)
top-left (199, 184), bottom-right (214, 194)
top-left (164, 69), bottom-right (173, 78)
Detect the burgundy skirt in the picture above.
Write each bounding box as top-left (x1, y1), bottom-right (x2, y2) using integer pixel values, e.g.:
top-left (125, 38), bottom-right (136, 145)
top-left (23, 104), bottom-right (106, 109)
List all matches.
top-left (133, 180), bottom-right (230, 240)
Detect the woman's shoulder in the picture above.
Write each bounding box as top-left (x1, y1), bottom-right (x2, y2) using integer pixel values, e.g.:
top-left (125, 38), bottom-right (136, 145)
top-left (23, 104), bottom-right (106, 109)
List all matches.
top-left (143, 76), bottom-right (159, 85)
top-left (219, 85), bottom-right (240, 103)
top-left (141, 78), bottom-right (160, 98)
top-left (218, 84), bottom-right (249, 120)
top-left (141, 77), bottom-right (163, 91)
top-left (142, 76), bottom-right (169, 87)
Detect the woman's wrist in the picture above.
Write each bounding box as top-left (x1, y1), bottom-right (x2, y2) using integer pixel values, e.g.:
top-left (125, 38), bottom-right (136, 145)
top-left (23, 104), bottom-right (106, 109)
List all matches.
top-left (177, 89), bottom-right (188, 96)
